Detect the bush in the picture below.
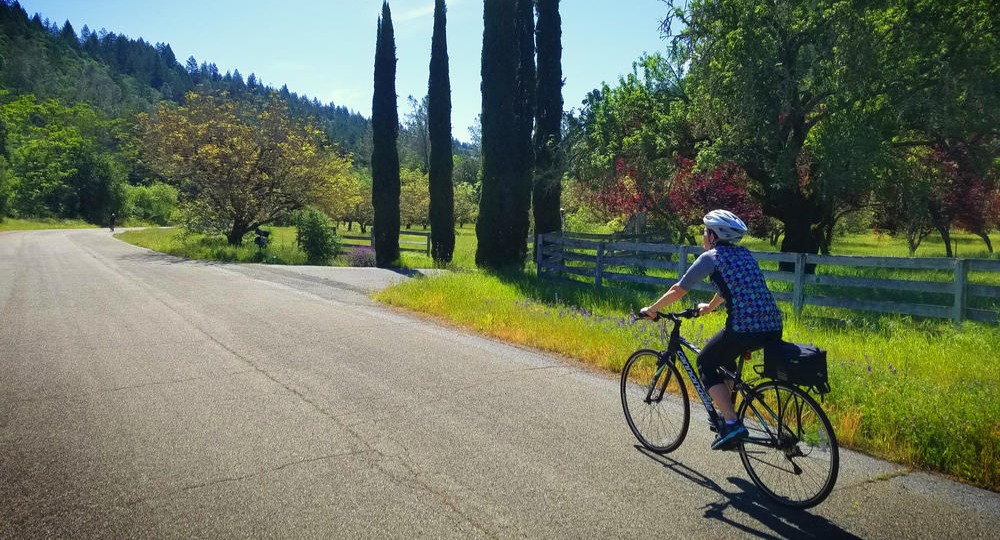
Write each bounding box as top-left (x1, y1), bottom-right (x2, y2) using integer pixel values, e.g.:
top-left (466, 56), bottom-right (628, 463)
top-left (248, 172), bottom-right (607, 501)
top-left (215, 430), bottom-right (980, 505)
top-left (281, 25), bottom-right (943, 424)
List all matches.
top-left (123, 182), bottom-right (179, 225)
top-left (347, 246), bottom-right (377, 267)
top-left (296, 207), bottom-right (341, 265)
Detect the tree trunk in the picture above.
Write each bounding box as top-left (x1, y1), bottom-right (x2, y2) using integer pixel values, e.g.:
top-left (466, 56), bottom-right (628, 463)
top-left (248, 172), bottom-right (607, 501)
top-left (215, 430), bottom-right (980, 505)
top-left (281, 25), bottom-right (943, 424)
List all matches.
top-left (937, 225), bottom-right (953, 257)
top-left (227, 224), bottom-right (249, 246)
top-left (778, 214), bottom-right (819, 273)
top-left (975, 231), bottom-right (994, 253)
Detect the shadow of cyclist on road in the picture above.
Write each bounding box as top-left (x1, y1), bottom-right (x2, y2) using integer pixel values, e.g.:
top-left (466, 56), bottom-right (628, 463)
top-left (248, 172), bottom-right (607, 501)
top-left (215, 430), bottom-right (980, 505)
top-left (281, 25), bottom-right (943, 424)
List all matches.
top-left (636, 447), bottom-right (861, 540)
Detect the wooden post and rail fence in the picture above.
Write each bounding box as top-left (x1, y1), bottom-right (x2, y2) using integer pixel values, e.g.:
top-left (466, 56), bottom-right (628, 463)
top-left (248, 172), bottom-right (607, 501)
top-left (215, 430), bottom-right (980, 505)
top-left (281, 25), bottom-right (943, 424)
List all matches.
top-left (535, 232), bottom-right (1000, 324)
top-left (335, 228), bottom-right (431, 257)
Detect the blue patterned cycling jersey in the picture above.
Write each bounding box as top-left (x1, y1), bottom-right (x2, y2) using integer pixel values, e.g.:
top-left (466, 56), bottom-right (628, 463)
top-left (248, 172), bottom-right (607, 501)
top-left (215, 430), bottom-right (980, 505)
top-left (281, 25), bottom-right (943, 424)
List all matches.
top-left (678, 244), bottom-right (783, 333)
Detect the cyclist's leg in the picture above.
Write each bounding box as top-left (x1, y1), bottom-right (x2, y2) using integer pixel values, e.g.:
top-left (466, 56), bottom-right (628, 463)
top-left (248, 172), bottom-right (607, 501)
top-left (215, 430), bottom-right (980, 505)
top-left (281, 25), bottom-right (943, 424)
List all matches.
top-left (700, 329), bottom-right (783, 449)
top-left (697, 329), bottom-right (746, 422)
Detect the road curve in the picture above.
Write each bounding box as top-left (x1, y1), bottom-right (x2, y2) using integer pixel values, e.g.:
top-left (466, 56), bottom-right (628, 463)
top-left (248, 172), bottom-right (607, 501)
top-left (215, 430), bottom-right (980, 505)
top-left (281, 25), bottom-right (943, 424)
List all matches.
top-left (0, 229), bottom-right (997, 539)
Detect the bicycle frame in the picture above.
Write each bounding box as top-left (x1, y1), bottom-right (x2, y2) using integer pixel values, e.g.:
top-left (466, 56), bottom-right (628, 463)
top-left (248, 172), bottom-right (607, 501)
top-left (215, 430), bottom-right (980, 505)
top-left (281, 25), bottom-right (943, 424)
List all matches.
top-left (627, 310), bottom-right (839, 507)
top-left (652, 314), bottom-right (794, 450)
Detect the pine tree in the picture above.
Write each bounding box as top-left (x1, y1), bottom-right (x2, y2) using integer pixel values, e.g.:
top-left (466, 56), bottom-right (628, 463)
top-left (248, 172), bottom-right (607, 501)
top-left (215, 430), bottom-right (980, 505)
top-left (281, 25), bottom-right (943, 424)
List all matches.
top-left (476, 0), bottom-right (534, 269)
top-left (532, 0), bottom-right (563, 235)
top-left (371, 1), bottom-right (401, 267)
top-left (428, 0), bottom-right (455, 263)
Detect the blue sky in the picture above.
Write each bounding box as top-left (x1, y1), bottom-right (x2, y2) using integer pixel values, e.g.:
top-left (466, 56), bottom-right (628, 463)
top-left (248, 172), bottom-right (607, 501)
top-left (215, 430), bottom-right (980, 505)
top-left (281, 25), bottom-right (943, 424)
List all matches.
top-left (17, 0), bottom-right (671, 142)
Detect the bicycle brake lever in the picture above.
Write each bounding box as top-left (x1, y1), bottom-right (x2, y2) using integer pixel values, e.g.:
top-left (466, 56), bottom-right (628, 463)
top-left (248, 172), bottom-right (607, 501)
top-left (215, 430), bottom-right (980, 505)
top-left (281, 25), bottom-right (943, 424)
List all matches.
top-left (636, 310), bottom-right (662, 322)
top-left (682, 307), bottom-right (701, 319)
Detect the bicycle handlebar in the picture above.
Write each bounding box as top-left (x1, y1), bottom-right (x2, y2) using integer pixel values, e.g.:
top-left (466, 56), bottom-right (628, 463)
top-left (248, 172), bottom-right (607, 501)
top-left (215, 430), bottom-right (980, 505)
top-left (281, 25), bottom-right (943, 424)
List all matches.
top-left (635, 307), bottom-right (700, 322)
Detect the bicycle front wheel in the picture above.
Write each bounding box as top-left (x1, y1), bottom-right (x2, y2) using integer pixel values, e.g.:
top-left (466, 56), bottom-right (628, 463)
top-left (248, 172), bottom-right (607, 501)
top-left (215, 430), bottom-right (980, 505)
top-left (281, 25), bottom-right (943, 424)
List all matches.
top-left (620, 349), bottom-right (689, 453)
top-left (737, 381), bottom-right (839, 508)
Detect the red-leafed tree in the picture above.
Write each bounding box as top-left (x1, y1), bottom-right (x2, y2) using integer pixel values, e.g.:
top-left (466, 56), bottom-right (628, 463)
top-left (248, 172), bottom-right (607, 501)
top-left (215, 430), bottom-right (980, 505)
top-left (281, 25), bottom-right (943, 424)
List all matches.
top-left (565, 53), bottom-right (695, 232)
top-left (665, 157), bottom-right (769, 243)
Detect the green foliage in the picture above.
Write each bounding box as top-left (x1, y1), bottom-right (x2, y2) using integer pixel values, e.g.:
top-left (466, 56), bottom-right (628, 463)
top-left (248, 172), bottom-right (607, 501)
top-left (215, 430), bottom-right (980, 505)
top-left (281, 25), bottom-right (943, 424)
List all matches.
top-left (665, 0), bottom-right (884, 255)
top-left (0, 93), bottom-right (124, 223)
top-left (533, 0), bottom-right (563, 236)
top-left (119, 227), bottom-right (303, 265)
top-left (371, 1), bottom-right (401, 267)
top-left (428, 0), bottom-right (455, 264)
top-left (453, 181), bottom-right (479, 228)
top-left (123, 181), bottom-right (177, 225)
top-left (0, 217), bottom-right (95, 231)
top-left (477, 0), bottom-right (534, 269)
top-left (0, 157), bottom-right (9, 219)
top-left (138, 92), bottom-right (349, 245)
top-left (400, 167), bottom-right (429, 228)
top-left (295, 207), bottom-right (341, 265)
top-left (0, 0), bottom-right (369, 155)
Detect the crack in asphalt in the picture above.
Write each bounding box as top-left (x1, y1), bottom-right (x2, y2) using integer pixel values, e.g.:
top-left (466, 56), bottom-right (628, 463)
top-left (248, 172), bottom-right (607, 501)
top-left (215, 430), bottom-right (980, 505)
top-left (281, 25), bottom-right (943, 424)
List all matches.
top-left (122, 451), bottom-right (369, 507)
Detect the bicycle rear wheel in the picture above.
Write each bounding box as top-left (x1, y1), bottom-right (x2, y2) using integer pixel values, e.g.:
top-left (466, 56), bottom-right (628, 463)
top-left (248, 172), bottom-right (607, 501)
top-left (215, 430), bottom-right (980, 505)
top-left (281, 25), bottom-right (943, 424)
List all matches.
top-left (737, 381), bottom-right (839, 508)
top-left (620, 349), bottom-right (689, 453)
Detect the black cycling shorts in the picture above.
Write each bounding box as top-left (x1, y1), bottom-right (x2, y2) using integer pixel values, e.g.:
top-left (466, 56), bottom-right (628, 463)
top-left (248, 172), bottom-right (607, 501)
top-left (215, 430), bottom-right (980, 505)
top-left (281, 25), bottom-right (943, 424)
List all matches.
top-left (697, 328), bottom-right (782, 388)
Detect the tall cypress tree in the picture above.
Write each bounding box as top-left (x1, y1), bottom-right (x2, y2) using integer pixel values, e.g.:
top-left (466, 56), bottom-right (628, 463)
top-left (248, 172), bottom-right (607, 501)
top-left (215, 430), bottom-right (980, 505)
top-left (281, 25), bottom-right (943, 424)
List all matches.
top-left (476, 0), bottom-right (534, 269)
top-left (515, 0), bottom-right (536, 238)
top-left (371, 1), bottom-right (401, 267)
top-left (428, 0), bottom-right (455, 263)
top-left (533, 0), bottom-right (563, 236)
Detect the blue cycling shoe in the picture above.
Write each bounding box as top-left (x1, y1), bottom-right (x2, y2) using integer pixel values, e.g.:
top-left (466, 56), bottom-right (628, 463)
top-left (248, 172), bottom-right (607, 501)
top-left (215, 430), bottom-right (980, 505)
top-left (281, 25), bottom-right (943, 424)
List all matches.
top-left (711, 419), bottom-right (748, 450)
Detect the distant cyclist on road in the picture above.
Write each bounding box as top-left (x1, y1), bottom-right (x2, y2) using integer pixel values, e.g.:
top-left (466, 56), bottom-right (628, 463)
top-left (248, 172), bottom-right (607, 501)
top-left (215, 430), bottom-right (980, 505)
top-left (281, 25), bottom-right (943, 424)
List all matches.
top-left (641, 210), bottom-right (783, 450)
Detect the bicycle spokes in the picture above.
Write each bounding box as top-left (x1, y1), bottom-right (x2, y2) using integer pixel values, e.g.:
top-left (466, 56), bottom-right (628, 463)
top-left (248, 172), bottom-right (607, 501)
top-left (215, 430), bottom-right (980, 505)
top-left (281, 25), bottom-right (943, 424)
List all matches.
top-left (737, 381), bottom-right (839, 508)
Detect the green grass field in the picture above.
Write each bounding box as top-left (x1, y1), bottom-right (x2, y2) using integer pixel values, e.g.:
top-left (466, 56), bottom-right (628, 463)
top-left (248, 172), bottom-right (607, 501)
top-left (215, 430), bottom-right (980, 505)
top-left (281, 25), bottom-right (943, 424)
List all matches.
top-left (117, 227), bottom-right (310, 264)
top-left (116, 224), bottom-right (483, 268)
top-left (0, 218), bottom-right (96, 231)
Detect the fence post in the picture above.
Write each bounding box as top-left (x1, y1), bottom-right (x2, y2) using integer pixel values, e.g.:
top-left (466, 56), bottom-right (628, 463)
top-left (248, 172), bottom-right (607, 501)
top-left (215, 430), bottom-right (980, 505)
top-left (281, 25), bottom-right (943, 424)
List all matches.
top-left (953, 258), bottom-right (969, 323)
top-left (793, 253), bottom-right (807, 316)
top-left (426, 233), bottom-right (431, 257)
top-left (536, 234), bottom-right (544, 276)
top-left (595, 242), bottom-right (605, 289)
top-left (677, 245), bottom-right (691, 279)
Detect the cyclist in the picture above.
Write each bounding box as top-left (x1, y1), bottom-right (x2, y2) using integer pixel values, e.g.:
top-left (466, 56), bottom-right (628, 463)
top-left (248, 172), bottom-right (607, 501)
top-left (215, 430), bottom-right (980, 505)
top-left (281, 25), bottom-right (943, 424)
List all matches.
top-left (641, 209), bottom-right (783, 450)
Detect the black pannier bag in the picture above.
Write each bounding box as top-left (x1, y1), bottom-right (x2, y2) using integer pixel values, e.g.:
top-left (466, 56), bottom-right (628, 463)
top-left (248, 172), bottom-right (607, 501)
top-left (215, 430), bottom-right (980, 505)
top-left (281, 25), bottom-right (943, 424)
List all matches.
top-left (762, 340), bottom-right (831, 394)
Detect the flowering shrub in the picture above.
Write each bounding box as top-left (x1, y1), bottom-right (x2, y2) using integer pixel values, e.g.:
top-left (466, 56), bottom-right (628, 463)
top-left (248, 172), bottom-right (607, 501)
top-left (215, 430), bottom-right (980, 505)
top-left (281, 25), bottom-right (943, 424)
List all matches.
top-left (347, 246), bottom-right (377, 267)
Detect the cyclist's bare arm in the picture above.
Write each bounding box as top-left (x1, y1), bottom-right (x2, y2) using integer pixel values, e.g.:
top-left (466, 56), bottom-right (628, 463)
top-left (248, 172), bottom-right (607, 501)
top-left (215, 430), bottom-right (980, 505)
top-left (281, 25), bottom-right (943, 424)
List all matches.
top-left (698, 294), bottom-right (725, 316)
top-left (642, 283), bottom-right (688, 319)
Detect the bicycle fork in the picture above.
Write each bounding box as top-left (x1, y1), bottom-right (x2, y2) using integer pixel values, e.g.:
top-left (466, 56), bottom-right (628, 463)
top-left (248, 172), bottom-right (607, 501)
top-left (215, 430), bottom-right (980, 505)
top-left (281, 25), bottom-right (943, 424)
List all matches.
top-left (643, 352), bottom-right (674, 404)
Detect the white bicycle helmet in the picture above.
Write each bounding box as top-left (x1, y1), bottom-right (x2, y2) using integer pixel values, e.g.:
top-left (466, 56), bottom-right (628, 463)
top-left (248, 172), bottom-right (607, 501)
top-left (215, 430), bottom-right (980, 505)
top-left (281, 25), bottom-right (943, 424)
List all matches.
top-left (703, 209), bottom-right (747, 242)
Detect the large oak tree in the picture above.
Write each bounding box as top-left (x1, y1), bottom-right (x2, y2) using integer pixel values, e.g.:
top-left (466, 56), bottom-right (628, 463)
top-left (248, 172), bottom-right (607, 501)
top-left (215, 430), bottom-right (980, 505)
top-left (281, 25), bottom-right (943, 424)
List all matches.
top-left (664, 0), bottom-right (884, 257)
top-left (138, 91), bottom-right (350, 245)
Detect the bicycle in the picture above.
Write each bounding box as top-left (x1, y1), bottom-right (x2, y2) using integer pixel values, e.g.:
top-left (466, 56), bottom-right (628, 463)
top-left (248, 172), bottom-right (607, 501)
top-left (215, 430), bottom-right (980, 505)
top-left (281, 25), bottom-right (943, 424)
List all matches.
top-left (619, 308), bottom-right (839, 509)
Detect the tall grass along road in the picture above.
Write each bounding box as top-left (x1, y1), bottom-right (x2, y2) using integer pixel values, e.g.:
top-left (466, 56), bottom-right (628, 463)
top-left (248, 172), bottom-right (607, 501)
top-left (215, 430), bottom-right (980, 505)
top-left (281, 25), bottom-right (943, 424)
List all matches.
top-left (1, 229), bottom-right (997, 538)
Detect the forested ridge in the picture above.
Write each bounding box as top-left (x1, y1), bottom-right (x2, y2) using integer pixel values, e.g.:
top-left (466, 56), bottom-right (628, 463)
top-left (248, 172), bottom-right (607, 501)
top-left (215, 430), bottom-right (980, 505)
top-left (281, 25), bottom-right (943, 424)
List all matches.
top-left (0, 3), bottom-right (371, 147)
top-left (0, 0), bottom-right (477, 230)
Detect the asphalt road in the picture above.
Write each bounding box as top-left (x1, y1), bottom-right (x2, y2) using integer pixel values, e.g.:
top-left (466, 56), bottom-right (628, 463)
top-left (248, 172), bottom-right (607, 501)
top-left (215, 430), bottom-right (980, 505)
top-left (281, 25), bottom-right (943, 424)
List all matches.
top-left (1, 228), bottom-right (998, 539)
